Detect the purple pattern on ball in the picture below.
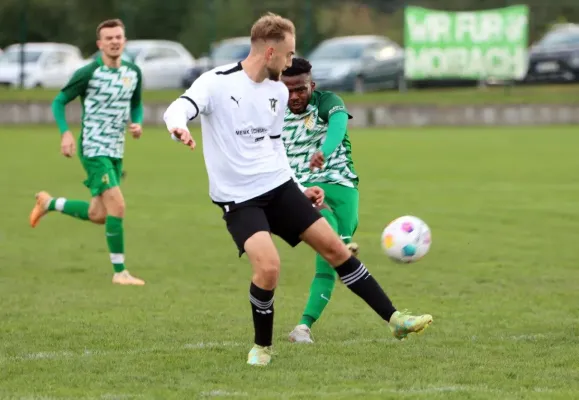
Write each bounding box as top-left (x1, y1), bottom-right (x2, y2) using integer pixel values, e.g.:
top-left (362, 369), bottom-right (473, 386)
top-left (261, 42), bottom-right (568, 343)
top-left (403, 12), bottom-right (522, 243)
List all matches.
top-left (401, 221), bottom-right (414, 233)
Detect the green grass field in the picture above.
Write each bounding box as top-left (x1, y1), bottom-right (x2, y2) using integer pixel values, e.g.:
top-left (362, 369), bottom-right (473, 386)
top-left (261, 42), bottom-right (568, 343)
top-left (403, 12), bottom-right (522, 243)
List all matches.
top-left (1, 125), bottom-right (579, 399)
top-left (1, 83), bottom-right (578, 105)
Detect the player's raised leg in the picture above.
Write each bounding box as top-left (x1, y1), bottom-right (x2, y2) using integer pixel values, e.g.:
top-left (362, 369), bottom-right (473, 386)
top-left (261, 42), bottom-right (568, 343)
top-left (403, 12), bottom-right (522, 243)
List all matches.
top-left (289, 206), bottom-right (338, 343)
top-left (29, 189), bottom-right (110, 227)
top-left (29, 191), bottom-right (91, 227)
top-left (300, 218), bottom-right (433, 340)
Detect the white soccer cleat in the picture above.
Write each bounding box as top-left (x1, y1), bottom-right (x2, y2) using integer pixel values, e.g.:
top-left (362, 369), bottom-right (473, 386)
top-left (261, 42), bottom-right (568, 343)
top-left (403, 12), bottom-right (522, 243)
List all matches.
top-left (288, 324), bottom-right (314, 343)
top-left (112, 270), bottom-right (145, 286)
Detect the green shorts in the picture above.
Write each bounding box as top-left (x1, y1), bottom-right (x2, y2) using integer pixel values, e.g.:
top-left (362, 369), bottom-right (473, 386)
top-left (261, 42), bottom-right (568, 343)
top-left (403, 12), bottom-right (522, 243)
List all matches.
top-left (304, 182), bottom-right (359, 243)
top-left (80, 156), bottom-right (123, 197)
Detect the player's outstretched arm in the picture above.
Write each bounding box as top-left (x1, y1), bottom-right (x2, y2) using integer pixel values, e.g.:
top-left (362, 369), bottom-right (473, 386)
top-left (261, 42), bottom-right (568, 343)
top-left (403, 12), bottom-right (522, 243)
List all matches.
top-left (52, 93), bottom-right (76, 158)
top-left (311, 92), bottom-right (352, 170)
top-left (163, 73), bottom-right (213, 150)
top-left (320, 113), bottom-right (349, 157)
top-left (51, 64), bottom-right (93, 157)
top-left (129, 65), bottom-right (144, 139)
top-left (163, 102), bottom-right (196, 149)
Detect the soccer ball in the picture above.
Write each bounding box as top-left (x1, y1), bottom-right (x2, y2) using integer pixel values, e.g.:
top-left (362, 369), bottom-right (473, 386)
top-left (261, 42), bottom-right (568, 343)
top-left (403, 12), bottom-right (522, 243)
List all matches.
top-left (381, 215), bottom-right (432, 263)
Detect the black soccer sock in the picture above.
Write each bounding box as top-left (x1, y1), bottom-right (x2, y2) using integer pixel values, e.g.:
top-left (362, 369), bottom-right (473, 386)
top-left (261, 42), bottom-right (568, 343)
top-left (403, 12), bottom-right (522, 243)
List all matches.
top-left (249, 282), bottom-right (275, 347)
top-left (335, 256), bottom-right (397, 322)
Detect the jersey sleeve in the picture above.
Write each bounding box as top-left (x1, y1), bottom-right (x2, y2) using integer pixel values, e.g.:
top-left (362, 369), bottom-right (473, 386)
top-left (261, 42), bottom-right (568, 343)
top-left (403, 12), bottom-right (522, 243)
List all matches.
top-left (51, 64), bottom-right (94, 134)
top-left (130, 65), bottom-right (144, 124)
top-left (59, 64), bottom-right (93, 102)
top-left (317, 92), bottom-right (352, 123)
top-left (163, 72), bottom-right (213, 131)
top-left (320, 112), bottom-right (349, 158)
top-left (181, 72), bottom-right (214, 117)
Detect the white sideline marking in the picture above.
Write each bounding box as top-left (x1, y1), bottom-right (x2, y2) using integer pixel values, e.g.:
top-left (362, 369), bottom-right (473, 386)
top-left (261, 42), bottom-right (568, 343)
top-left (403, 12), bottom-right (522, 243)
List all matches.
top-left (198, 386), bottom-right (497, 397)
top-left (198, 386), bottom-right (558, 398)
top-left (183, 341), bottom-right (242, 349)
top-left (0, 333), bottom-right (551, 364)
top-left (470, 333), bottom-right (549, 342)
top-left (1, 338), bottom-right (392, 363)
top-left (200, 390), bottom-right (248, 397)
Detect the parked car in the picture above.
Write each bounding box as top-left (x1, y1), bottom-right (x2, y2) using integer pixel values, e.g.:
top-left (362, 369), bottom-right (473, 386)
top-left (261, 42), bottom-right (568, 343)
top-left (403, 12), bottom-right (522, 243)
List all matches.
top-left (525, 24), bottom-right (579, 83)
top-left (308, 35), bottom-right (404, 93)
top-left (89, 40), bottom-right (196, 89)
top-left (0, 42), bottom-right (84, 88)
top-left (182, 36), bottom-right (251, 88)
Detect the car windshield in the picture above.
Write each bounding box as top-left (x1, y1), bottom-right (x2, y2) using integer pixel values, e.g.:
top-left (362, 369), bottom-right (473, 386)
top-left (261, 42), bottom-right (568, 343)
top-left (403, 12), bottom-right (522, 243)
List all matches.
top-left (212, 42), bottom-right (250, 60)
top-left (123, 44), bottom-right (146, 61)
top-left (538, 30), bottom-right (579, 46)
top-left (0, 49), bottom-right (42, 64)
top-left (309, 42), bottom-right (369, 60)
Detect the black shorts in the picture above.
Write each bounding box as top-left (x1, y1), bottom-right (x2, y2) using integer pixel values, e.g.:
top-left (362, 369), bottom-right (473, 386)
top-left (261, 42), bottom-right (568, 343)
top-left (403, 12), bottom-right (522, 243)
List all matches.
top-left (213, 179), bottom-right (323, 256)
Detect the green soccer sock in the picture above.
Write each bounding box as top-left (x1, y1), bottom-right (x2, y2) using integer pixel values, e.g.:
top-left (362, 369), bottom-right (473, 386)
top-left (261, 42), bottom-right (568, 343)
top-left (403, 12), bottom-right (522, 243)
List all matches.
top-left (299, 207), bottom-right (339, 328)
top-left (105, 215), bottom-right (125, 273)
top-left (47, 198), bottom-right (90, 221)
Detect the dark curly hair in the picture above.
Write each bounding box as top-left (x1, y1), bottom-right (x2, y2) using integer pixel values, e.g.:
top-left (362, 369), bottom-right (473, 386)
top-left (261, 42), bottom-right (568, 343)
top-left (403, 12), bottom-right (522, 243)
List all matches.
top-left (282, 57), bottom-right (312, 76)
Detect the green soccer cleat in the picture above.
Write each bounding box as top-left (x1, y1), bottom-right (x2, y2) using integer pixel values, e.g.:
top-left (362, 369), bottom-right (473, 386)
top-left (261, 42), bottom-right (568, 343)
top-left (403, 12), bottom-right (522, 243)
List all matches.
top-left (247, 345), bottom-right (273, 366)
top-left (388, 310), bottom-right (433, 340)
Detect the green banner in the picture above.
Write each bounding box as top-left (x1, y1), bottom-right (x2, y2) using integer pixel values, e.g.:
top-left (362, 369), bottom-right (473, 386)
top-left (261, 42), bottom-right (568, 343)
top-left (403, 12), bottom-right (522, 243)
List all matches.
top-left (404, 5), bottom-right (529, 80)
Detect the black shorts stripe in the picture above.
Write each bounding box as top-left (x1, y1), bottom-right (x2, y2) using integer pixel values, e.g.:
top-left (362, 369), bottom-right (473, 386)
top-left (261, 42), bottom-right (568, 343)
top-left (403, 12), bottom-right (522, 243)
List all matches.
top-left (269, 135), bottom-right (281, 139)
top-left (216, 62), bottom-right (243, 75)
top-left (179, 96), bottom-right (199, 120)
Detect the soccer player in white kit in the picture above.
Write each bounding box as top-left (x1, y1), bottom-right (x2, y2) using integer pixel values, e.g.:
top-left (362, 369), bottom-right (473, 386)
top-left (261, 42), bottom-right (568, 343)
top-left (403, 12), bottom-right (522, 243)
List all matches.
top-left (163, 13), bottom-right (433, 367)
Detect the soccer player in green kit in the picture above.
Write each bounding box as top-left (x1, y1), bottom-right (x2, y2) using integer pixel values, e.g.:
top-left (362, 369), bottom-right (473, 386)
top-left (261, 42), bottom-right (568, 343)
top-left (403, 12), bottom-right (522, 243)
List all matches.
top-left (282, 57), bottom-right (360, 343)
top-left (29, 19), bottom-right (145, 286)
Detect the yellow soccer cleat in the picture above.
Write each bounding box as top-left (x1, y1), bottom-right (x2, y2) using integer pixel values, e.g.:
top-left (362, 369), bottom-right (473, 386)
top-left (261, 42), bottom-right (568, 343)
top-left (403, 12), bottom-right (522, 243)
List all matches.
top-left (247, 345), bottom-right (273, 366)
top-left (112, 270), bottom-right (145, 286)
top-left (389, 310), bottom-right (433, 340)
top-left (29, 191), bottom-right (52, 228)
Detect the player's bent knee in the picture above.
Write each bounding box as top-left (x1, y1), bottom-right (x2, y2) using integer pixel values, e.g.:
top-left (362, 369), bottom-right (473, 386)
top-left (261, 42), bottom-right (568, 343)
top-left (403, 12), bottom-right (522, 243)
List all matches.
top-left (101, 187), bottom-right (126, 217)
top-left (252, 262), bottom-right (280, 290)
top-left (245, 232), bottom-right (281, 290)
top-left (88, 197), bottom-right (106, 224)
top-left (88, 209), bottom-right (106, 224)
top-left (301, 219), bottom-right (351, 267)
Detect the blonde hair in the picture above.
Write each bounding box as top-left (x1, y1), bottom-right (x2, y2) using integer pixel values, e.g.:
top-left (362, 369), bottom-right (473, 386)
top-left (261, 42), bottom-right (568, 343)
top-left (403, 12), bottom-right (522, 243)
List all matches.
top-left (96, 19), bottom-right (125, 39)
top-left (250, 12), bottom-right (295, 43)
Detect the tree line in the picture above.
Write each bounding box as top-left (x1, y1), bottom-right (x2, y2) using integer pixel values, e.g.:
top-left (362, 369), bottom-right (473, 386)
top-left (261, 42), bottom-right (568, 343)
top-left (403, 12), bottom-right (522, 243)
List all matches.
top-left (0, 0), bottom-right (575, 57)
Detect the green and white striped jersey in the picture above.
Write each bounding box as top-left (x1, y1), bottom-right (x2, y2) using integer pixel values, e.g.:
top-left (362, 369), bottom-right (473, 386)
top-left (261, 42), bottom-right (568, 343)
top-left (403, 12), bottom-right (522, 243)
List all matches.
top-left (58, 56), bottom-right (142, 159)
top-left (282, 90), bottom-right (358, 188)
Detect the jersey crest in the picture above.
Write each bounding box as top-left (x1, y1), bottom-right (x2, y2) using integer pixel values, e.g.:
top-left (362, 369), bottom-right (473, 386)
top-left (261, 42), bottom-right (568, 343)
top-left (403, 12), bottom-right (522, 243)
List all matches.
top-left (304, 113), bottom-right (316, 130)
top-left (269, 98), bottom-right (278, 114)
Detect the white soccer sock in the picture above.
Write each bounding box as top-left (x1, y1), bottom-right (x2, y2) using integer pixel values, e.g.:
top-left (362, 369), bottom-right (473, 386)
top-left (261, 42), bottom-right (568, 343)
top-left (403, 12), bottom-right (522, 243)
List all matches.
top-left (54, 197), bottom-right (66, 212)
top-left (110, 253), bottom-right (125, 264)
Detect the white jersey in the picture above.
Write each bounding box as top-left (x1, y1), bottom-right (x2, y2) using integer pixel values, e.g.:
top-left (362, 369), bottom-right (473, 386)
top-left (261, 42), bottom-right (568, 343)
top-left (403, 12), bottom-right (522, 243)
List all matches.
top-left (163, 62), bottom-right (302, 203)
